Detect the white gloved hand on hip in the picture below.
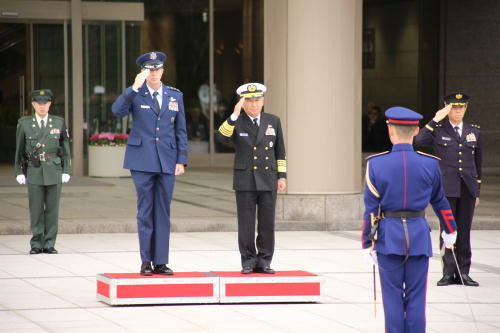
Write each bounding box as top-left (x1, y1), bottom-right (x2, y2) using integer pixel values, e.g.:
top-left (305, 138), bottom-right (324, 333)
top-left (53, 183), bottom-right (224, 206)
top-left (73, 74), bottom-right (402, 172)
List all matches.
top-left (16, 175), bottom-right (26, 185)
top-left (363, 248), bottom-right (377, 266)
top-left (62, 174), bottom-right (70, 183)
top-left (441, 230), bottom-right (457, 248)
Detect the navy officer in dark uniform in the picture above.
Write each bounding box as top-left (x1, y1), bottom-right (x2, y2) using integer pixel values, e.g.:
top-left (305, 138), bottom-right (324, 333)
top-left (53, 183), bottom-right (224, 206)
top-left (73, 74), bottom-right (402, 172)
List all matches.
top-left (362, 106), bottom-right (457, 333)
top-left (216, 83), bottom-right (286, 274)
top-left (112, 51), bottom-right (188, 275)
top-left (415, 93), bottom-right (481, 286)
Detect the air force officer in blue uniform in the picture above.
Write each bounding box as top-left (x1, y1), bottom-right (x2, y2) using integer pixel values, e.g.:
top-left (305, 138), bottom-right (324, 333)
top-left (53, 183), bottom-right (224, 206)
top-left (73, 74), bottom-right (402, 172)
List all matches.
top-left (112, 51), bottom-right (188, 276)
top-left (362, 107), bottom-right (457, 333)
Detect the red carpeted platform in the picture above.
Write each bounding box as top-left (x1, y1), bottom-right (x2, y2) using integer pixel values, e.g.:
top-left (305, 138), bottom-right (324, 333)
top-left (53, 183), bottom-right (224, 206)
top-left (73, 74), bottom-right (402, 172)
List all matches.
top-left (96, 271), bottom-right (321, 305)
top-left (212, 270), bottom-right (321, 303)
top-left (96, 272), bottom-right (219, 305)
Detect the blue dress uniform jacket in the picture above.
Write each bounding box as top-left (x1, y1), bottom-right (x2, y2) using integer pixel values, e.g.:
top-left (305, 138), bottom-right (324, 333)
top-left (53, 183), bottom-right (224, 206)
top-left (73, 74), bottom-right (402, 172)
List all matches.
top-left (361, 144), bottom-right (457, 255)
top-left (111, 84), bottom-right (188, 173)
top-left (361, 144), bottom-right (457, 333)
top-left (112, 82), bottom-right (188, 266)
top-left (414, 120), bottom-right (482, 198)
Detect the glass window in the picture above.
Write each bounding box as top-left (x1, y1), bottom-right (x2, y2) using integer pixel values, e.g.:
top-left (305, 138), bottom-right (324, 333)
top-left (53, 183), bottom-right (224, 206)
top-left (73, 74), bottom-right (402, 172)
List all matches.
top-left (83, 21), bottom-right (124, 136)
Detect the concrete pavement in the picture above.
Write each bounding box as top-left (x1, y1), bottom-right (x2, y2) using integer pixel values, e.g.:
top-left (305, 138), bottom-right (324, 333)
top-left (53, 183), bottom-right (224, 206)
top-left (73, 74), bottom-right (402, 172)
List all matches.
top-left (0, 231), bottom-right (499, 332)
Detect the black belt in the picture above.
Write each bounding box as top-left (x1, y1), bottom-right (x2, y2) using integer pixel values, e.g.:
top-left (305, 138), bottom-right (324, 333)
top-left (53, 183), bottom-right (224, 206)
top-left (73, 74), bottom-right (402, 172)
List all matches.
top-left (39, 152), bottom-right (59, 161)
top-left (383, 210), bottom-right (425, 218)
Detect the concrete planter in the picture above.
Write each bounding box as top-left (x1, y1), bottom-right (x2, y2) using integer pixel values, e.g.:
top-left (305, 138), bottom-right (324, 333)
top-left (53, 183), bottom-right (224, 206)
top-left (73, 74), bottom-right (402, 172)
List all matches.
top-left (88, 145), bottom-right (129, 177)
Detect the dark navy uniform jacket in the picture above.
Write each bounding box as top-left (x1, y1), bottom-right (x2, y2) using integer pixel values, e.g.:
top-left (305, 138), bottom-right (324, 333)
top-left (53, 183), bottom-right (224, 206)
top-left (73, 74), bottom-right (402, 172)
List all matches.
top-left (414, 120), bottom-right (482, 198)
top-left (216, 112), bottom-right (286, 191)
top-left (112, 83), bottom-right (188, 174)
top-left (361, 144), bottom-right (457, 257)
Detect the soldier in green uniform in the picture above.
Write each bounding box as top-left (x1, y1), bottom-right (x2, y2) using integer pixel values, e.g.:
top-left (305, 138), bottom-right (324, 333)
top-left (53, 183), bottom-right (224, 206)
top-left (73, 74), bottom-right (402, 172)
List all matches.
top-left (14, 89), bottom-right (71, 254)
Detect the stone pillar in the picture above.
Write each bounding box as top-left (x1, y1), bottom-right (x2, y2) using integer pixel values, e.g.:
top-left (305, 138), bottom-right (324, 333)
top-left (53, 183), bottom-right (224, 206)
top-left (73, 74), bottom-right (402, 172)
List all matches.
top-left (71, 0), bottom-right (84, 176)
top-left (264, 0), bottom-right (363, 229)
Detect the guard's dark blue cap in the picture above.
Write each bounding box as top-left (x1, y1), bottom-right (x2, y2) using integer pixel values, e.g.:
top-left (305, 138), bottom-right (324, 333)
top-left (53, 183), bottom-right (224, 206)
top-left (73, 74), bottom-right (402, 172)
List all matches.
top-left (444, 92), bottom-right (469, 106)
top-left (136, 51), bottom-right (166, 69)
top-left (385, 106), bottom-right (423, 126)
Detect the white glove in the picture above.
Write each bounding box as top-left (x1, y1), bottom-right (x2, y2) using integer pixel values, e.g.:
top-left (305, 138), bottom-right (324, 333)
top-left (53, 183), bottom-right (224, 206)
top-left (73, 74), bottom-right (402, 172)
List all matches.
top-left (62, 174), bottom-right (70, 183)
top-left (16, 175), bottom-right (26, 185)
top-left (363, 248), bottom-right (377, 266)
top-left (441, 230), bottom-right (457, 248)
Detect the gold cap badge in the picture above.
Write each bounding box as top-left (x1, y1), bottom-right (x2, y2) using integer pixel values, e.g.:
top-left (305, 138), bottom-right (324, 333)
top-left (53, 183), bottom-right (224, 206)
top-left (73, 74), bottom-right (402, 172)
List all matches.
top-left (456, 94), bottom-right (462, 99)
top-left (40, 91), bottom-right (45, 95)
top-left (247, 84), bottom-right (257, 92)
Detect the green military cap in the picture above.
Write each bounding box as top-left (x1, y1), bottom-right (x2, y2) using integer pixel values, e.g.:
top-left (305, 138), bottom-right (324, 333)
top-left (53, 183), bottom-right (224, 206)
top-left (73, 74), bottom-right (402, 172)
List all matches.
top-left (31, 89), bottom-right (53, 102)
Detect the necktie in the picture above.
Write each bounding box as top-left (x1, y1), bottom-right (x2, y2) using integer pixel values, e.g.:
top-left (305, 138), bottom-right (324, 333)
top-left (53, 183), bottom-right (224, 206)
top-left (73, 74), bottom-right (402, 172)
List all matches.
top-left (454, 126), bottom-right (461, 138)
top-left (153, 91), bottom-right (160, 112)
top-left (40, 119), bottom-right (45, 129)
top-left (253, 118), bottom-right (259, 128)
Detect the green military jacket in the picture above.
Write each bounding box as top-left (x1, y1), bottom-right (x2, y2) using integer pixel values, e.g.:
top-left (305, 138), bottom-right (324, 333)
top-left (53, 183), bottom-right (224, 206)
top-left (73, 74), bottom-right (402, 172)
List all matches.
top-left (15, 115), bottom-right (71, 185)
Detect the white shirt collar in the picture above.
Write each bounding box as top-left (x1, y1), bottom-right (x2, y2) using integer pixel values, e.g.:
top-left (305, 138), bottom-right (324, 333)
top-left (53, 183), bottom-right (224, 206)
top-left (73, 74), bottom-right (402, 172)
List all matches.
top-left (35, 114), bottom-right (49, 127)
top-left (146, 83), bottom-right (163, 97)
top-left (247, 113), bottom-right (261, 122)
top-left (449, 121), bottom-right (463, 131)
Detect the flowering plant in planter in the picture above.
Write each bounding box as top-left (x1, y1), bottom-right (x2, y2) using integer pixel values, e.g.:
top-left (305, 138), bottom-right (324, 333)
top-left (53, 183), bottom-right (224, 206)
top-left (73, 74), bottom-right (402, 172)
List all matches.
top-left (89, 132), bottom-right (128, 146)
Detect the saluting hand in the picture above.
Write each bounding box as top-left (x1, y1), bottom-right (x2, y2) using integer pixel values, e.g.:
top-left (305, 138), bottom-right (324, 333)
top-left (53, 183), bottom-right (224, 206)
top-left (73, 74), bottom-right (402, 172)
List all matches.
top-left (433, 104), bottom-right (452, 122)
top-left (232, 98), bottom-right (245, 118)
top-left (132, 69), bottom-right (150, 90)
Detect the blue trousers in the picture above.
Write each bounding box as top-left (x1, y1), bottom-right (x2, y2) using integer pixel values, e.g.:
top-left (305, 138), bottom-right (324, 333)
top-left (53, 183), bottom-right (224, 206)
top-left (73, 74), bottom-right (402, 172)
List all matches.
top-left (131, 170), bottom-right (175, 265)
top-left (378, 254), bottom-right (429, 333)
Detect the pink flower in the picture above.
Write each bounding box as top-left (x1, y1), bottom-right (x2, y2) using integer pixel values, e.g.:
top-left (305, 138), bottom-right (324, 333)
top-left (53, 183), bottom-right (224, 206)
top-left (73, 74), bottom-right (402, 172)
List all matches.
top-left (90, 133), bottom-right (100, 141)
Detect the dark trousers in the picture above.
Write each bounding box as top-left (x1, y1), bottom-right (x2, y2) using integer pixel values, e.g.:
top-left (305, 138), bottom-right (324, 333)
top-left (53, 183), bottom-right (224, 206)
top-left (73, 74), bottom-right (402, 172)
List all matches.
top-left (235, 190), bottom-right (277, 268)
top-left (440, 180), bottom-right (476, 275)
top-left (131, 170), bottom-right (175, 265)
top-left (28, 183), bottom-right (62, 249)
top-left (378, 254), bottom-right (429, 333)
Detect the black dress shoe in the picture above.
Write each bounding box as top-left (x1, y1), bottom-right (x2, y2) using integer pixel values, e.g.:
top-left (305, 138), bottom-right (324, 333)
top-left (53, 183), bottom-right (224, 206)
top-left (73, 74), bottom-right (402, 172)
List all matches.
top-left (29, 248), bottom-right (42, 254)
top-left (437, 275), bottom-right (455, 286)
top-left (458, 274), bottom-right (479, 287)
top-left (255, 266), bottom-right (275, 274)
top-left (140, 262), bottom-right (153, 276)
top-left (153, 264), bottom-right (173, 275)
top-left (43, 247), bottom-right (58, 254)
top-left (241, 266), bottom-right (253, 274)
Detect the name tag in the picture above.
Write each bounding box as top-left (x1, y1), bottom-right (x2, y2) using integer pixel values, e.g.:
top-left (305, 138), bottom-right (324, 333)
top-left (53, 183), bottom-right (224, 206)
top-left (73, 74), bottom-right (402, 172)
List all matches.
top-left (441, 136), bottom-right (451, 141)
top-left (140, 105), bottom-right (150, 109)
top-left (239, 133), bottom-right (249, 137)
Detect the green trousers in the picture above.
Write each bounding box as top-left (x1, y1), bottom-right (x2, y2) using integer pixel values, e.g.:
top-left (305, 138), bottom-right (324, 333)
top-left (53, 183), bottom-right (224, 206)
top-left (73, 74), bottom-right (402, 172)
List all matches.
top-left (28, 183), bottom-right (62, 249)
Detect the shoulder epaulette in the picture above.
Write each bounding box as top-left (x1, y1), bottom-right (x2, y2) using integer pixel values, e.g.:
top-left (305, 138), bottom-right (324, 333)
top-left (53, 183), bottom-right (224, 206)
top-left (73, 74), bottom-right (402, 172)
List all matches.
top-left (435, 122), bottom-right (443, 127)
top-left (50, 115), bottom-right (64, 121)
top-left (166, 85), bottom-right (181, 93)
top-left (471, 124), bottom-right (481, 129)
top-left (365, 151), bottom-right (390, 160)
top-left (417, 151), bottom-right (441, 160)
top-left (18, 116), bottom-right (32, 122)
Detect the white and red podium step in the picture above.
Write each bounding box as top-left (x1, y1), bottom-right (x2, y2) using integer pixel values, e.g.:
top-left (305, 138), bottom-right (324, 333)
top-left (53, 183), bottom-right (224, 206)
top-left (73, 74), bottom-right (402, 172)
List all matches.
top-left (96, 272), bottom-right (219, 305)
top-left (97, 270), bottom-right (321, 305)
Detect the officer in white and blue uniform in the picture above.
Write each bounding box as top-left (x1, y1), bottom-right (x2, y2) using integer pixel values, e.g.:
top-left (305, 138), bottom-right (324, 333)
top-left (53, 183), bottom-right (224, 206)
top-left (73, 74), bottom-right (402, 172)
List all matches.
top-left (112, 51), bottom-right (188, 276)
top-left (362, 107), bottom-right (458, 333)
